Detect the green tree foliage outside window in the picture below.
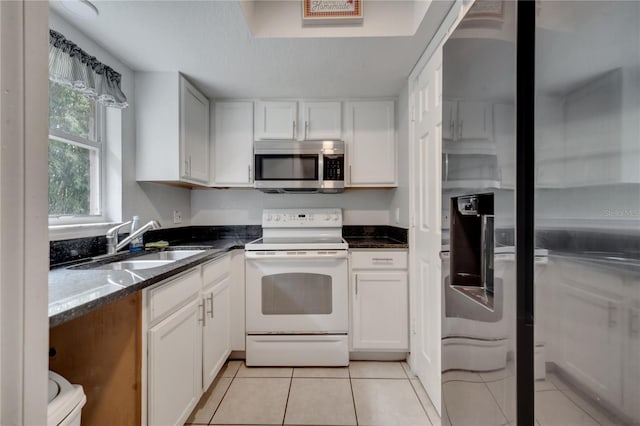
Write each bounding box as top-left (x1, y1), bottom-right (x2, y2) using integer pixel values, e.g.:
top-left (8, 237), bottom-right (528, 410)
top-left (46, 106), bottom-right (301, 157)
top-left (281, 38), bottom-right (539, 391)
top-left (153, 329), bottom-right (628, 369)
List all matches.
top-left (48, 81), bottom-right (100, 217)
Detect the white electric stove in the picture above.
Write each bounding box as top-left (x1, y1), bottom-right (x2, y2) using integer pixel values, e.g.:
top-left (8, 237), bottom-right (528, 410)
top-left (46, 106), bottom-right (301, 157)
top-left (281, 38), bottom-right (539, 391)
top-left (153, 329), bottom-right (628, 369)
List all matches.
top-left (244, 208), bottom-right (349, 366)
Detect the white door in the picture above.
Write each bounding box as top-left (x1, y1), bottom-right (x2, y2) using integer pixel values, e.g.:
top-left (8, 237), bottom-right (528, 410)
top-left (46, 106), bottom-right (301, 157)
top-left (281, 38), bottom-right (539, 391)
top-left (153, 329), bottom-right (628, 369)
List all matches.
top-left (180, 77), bottom-right (210, 183)
top-left (302, 101), bottom-right (342, 140)
top-left (202, 277), bottom-right (231, 390)
top-left (213, 101), bottom-right (254, 186)
top-left (148, 298), bottom-right (202, 426)
top-left (351, 271), bottom-right (408, 350)
top-left (254, 100), bottom-right (297, 140)
top-left (409, 47), bottom-right (443, 414)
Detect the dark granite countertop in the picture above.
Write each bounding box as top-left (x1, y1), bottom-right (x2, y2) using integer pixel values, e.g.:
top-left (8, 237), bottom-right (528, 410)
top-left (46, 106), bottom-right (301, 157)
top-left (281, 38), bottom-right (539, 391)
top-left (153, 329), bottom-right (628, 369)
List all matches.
top-left (49, 224), bottom-right (410, 328)
top-left (49, 238), bottom-right (250, 327)
top-left (345, 237), bottom-right (408, 249)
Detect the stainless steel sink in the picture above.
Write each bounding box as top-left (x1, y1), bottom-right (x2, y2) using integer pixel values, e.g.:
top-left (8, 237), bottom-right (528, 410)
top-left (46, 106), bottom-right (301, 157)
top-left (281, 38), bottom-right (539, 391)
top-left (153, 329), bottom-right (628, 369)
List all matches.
top-left (94, 259), bottom-right (175, 270)
top-left (136, 250), bottom-right (206, 261)
top-left (69, 248), bottom-right (208, 271)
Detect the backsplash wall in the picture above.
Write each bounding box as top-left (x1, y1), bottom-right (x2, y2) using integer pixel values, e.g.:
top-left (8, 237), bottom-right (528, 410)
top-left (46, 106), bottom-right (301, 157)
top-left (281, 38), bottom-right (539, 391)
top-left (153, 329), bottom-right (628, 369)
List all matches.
top-left (190, 189), bottom-right (395, 225)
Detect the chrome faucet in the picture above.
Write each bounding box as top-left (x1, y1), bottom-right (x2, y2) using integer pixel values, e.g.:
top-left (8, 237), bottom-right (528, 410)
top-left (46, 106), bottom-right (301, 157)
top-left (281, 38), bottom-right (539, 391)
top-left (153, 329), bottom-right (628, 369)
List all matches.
top-left (106, 219), bottom-right (161, 255)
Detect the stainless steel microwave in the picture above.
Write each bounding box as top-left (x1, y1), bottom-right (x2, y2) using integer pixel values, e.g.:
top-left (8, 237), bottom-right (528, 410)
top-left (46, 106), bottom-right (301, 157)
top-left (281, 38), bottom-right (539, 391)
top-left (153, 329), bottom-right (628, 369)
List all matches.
top-left (253, 140), bottom-right (345, 193)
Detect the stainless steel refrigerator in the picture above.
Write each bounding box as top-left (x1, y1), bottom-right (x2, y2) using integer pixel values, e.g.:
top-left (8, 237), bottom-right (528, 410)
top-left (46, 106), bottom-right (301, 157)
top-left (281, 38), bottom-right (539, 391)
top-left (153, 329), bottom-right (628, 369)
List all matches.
top-left (440, 2), bottom-right (640, 425)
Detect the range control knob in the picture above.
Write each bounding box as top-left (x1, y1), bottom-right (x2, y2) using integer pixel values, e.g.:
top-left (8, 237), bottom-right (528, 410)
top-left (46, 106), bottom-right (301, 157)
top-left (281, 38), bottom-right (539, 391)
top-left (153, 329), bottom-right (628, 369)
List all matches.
top-left (274, 215), bottom-right (281, 221)
top-left (324, 214), bottom-right (331, 221)
top-left (332, 214), bottom-right (339, 221)
top-left (265, 214), bottom-right (272, 222)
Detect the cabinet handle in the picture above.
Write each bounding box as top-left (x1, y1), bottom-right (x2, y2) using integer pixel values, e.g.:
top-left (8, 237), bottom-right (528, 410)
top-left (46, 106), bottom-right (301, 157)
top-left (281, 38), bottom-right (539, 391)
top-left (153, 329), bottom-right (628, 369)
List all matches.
top-left (248, 165), bottom-right (252, 183)
top-left (349, 165), bottom-right (352, 184)
top-left (355, 275), bottom-right (358, 296)
top-left (185, 160), bottom-right (190, 176)
top-left (372, 258), bottom-right (394, 263)
top-left (630, 310), bottom-right (639, 337)
top-left (189, 156), bottom-right (192, 176)
top-left (207, 294), bottom-right (214, 318)
top-left (608, 302), bottom-right (617, 328)
top-left (304, 120), bottom-right (309, 140)
top-left (198, 301), bottom-right (206, 326)
top-left (459, 120), bottom-right (463, 140)
top-left (292, 120), bottom-right (296, 138)
top-left (450, 120), bottom-right (454, 140)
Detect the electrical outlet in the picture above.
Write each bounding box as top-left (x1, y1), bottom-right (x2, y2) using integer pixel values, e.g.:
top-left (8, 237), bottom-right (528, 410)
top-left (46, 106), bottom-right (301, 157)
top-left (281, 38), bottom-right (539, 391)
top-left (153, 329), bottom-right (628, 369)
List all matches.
top-left (173, 210), bottom-right (182, 224)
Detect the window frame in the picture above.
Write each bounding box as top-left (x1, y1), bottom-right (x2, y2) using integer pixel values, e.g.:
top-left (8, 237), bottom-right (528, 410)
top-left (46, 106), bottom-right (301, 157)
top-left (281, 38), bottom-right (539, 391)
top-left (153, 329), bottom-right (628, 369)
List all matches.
top-left (47, 94), bottom-right (107, 226)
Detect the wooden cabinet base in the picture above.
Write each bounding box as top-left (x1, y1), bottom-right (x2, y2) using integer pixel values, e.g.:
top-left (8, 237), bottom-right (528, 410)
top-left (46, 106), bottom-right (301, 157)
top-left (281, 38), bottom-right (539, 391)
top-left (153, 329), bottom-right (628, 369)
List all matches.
top-left (49, 293), bottom-right (142, 426)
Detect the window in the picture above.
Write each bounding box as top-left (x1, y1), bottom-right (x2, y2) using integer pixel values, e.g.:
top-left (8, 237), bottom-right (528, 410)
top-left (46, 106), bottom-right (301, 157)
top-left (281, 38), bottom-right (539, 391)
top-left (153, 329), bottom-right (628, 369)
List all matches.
top-left (48, 81), bottom-right (104, 221)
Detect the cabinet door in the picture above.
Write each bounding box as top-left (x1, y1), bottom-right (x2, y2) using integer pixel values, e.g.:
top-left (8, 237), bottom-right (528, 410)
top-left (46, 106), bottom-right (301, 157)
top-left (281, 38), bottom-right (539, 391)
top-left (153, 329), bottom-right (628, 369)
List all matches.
top-left (345, 101), bottom-right (396, 186)
top-left (213, 102), bottom-right (254, 186)
top-left (558, 282), bottom-right (623, 406)
top-left (180, 77), bottom-right (210, 183)
top-left (254, 101), bottom-right (297, 140)
top-left (494, 103), bottom-right (515, 188)
top-left (442, 100), bottom-right (456, 141)
top-left (230, 250), bottom-right (246, 351)
top-left (457, 100), bottom-right (492, 141)
top-left (351, 271), bottom-right (408, 350)
top-left (202, 277), bottom-right (231, 390)
top-left (302, 101), bottom-right (342, 140)
top-left (148, 298), bottom-right (202, 426)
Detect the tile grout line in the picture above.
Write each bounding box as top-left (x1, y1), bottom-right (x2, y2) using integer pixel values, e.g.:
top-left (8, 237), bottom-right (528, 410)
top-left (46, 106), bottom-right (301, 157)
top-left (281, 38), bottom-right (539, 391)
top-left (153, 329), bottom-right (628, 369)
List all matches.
top-left (484, 379), bottom-right (511, 425)
top-left (348, 365), bottom-right (360, 426)
top-left (408, 378), bottom-right (434, 426)
top-left (281, 368), bottom-right (294, 425)
top-left (207, 361), bottom-right (241, 426)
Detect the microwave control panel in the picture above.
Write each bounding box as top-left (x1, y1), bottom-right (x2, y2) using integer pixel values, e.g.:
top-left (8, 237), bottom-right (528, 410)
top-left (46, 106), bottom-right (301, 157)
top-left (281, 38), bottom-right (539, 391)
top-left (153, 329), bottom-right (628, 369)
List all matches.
top-left (324, 156), bottom-right (344, 181)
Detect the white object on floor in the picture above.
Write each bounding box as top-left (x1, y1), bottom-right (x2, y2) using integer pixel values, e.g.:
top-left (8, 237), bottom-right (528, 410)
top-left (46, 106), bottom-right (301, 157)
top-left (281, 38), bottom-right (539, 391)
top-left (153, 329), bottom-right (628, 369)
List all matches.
top-left (47, 371), bottom-right (86, 426)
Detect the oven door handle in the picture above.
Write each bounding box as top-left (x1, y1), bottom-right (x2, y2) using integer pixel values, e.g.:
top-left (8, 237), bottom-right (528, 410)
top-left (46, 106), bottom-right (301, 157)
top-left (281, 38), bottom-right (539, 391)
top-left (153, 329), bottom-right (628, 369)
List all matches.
top-left (245, 251), bottom-right (348, 260)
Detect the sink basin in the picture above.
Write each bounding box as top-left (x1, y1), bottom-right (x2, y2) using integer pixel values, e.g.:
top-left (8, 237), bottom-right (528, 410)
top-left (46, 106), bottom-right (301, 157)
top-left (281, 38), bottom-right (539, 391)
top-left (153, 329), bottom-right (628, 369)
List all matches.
top-left (136, 250), bottom-right (206, 261)
top-left (94, 259), bottom-right (175, 271)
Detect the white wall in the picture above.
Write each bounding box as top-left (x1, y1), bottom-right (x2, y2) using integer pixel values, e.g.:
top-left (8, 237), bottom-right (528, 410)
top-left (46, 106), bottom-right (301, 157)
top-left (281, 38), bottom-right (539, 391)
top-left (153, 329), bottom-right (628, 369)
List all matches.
top-left (191, 189), bottom-right (394, 225)
top-left (49, 11), bottom-right (191, 236)
top-left (390, 83), bottom-right (411, 228)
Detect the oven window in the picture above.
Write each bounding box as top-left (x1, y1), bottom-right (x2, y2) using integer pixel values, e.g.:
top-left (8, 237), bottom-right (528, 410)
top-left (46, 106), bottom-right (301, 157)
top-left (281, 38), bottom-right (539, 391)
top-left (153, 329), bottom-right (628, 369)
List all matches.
top-left (261, 273), bottom-right (332, 315)
top-left (255, 155), bottom-right (318, 181)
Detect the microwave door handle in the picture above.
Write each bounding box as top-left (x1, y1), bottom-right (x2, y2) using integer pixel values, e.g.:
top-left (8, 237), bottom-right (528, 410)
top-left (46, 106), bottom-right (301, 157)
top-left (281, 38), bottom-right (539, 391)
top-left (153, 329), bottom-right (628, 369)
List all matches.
top-left (318, 152), bottom-right (324, 187)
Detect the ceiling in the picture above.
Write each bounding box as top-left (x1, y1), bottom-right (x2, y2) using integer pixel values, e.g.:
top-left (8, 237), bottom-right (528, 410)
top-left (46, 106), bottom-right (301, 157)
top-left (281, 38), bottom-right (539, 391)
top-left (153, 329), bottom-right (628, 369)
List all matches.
top-left (50, 0), bottom-right (453, 99)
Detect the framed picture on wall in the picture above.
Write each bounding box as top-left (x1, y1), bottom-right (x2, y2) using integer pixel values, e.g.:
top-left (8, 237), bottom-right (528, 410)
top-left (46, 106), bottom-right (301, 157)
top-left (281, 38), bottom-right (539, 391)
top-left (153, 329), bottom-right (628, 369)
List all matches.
top-left (302, 0), bottom-right (363, 25)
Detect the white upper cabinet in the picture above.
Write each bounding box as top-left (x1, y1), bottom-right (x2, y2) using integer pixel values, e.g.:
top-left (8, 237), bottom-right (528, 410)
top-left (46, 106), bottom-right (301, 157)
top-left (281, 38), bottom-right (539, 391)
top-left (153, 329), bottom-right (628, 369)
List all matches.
top-left (254, 100), bottom-right (297, 140)
top-left (213, 102), bottom-right (254, 186)
top-left (136, 72), bottom-right (210, 185)
top-left (443, 99), bottom-right (492, 142)
top-left (301, 101), bottom-right (342, 140)
top-left (344, 100), bottom-right (397, 186)
top-left (181, 78), bottom-right (210, 183)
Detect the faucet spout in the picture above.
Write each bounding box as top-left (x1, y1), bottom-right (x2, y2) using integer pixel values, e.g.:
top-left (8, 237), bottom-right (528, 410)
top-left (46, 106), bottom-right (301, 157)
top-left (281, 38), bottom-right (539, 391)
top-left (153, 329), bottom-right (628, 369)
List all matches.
top-left (106, 220), bottom-right (161, 254)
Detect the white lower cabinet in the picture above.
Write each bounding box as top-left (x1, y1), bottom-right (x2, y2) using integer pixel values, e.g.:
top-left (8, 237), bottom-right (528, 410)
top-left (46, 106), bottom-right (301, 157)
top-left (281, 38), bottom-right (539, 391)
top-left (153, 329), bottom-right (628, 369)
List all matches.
top-left (350, 250), bottom-right (408, 351)
top-left (148, 297), bottom-right (202, 426)
top-left (202, 275), bottom-right (231, 390)
top-left (145, 253), bottom-right (237, 425)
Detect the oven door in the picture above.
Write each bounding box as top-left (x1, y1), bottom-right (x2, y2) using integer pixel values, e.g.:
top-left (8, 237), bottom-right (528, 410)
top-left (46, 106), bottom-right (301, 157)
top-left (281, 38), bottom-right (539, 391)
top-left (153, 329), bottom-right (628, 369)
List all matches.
top-left (245, 250), bottom-right (348, 334)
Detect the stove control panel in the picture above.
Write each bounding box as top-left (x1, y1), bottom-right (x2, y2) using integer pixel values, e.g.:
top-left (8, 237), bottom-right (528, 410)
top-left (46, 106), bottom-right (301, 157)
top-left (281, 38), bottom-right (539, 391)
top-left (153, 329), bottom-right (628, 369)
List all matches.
top-left (262, 208), bottom-right (342, 228)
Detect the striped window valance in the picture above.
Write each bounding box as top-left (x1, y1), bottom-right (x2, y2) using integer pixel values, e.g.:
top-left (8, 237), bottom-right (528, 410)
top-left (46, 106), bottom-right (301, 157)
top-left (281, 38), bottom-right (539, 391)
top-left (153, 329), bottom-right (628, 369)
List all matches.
top-left (49, 29), bottom-right (128, 109)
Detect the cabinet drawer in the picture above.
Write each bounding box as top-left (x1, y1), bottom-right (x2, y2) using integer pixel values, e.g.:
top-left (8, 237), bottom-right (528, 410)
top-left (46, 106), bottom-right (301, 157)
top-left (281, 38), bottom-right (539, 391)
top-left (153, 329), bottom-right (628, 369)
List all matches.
top-left (149, 269), bottom-right (201, 323)
top-left (202, 254), bottom-right (230, 286)
top-left (351, 251), bottom-right (407, 270)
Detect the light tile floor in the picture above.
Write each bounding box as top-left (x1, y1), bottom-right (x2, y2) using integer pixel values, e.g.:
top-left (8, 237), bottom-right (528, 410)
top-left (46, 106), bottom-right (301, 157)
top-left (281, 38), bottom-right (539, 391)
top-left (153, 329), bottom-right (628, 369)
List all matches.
top-left (442, 361), bottom-right (623, 426)
top-left (185, 360), bottom-right (437, 426)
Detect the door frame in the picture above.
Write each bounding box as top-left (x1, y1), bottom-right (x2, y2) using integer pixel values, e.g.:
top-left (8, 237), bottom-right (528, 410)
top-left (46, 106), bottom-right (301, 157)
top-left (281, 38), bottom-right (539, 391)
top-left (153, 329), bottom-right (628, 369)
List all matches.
top-left (0, 1), bottom-right (49, 424)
